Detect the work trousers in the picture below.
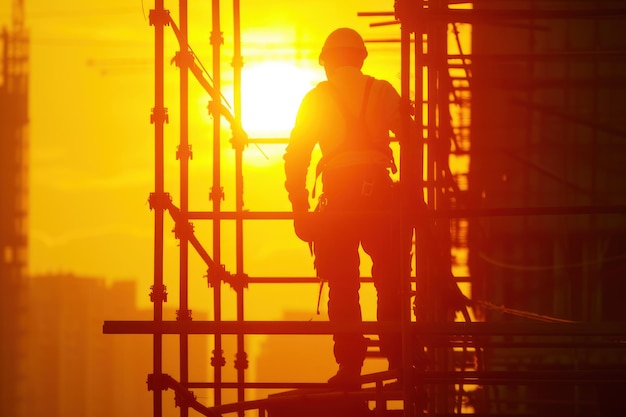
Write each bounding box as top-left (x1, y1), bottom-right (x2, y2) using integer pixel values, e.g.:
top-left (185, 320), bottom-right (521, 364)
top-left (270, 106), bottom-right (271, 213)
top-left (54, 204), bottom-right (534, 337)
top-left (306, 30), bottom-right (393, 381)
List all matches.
top-left (314, 165), bottom-right (412, 370)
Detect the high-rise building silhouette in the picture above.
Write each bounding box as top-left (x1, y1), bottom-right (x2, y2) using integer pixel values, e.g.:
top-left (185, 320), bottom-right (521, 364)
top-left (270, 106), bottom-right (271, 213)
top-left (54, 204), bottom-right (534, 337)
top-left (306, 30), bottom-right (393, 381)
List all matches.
top-left (21, 275), bottom-right (210, 417)
top-left (0, 2), bottom-right (29, 416)
top-left (468, 2), bottom-right (626, 413)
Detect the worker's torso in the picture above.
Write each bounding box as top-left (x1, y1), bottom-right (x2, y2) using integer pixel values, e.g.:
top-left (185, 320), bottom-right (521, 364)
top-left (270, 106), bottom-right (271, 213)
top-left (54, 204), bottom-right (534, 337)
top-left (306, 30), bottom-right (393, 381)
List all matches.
top-left (309, 67), bottom-right (397, 174)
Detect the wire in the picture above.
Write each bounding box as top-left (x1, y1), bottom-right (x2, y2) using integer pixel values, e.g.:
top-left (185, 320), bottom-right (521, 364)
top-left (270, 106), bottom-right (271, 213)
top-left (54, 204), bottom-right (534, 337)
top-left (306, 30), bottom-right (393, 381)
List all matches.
top-left (474, 300), bottom-right (576, 323)
top-left (478, 250), bottom-right (626, 272)
top-left (191, 46), bottom-right (233, 111)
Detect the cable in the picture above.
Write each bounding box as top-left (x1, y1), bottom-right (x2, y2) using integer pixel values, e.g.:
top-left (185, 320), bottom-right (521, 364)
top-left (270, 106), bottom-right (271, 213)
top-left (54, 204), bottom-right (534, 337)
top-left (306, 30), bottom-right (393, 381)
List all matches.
top-left (474, 300), bottom-right (576, 323)
top-left (478, 250), bottom-right (626, 272)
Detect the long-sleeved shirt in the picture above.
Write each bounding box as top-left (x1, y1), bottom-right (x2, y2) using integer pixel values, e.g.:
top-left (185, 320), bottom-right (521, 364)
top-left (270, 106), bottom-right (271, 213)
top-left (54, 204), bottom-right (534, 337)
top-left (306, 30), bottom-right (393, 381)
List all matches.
top-left (284, 66), bottom-right (403, 211)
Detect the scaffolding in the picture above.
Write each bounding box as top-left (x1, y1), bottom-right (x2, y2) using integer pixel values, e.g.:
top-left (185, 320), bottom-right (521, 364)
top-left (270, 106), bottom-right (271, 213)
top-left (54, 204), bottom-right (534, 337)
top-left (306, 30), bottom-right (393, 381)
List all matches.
top-left (103, 1), bottom-right (626, 416)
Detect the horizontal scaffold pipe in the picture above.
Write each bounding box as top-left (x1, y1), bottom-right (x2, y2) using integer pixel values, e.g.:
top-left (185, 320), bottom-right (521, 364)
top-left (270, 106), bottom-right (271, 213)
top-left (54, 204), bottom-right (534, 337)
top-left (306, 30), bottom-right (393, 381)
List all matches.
top-left (188, 211), bottom-right (291, 220)
top-left (206, 387), bottom-right (404, 415)
top-left (467, 51), bottom-right (626, 62)
top-left (396, 8), bottom-right (626, 23)
top-left (187, 370), bottom-right (398, 391)
top-left (412, 369), bottom-right (626, 385)
top-left (188, 210), bottom-right (419, 220)
top-left (187, 205), bottom-right (626, 221)
top-left (243, 276), bottom-right (428, 284)
top-left (103, 320), bottom-right (626, 337)
top-left (433, 205), bottom-right (626, 218)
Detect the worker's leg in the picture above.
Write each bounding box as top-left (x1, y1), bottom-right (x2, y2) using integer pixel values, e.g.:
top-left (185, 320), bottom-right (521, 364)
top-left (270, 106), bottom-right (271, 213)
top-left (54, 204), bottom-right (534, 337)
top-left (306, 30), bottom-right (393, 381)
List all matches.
top-left (362, 208), bottom-right (412, 371)
top-left (314, 215), bottom-right (366, 387)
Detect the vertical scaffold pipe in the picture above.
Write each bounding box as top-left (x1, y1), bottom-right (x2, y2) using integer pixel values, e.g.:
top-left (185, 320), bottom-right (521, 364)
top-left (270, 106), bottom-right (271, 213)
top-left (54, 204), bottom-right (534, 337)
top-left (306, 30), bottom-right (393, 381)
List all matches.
top-left (211, 0), bottom-right (224, 407)
top-left (429, 2), bottom-right (453, 414)
top-left (151, 1), bottom-right (166, 417)
top-left (400, 6), bottom-right (418, 417)
top-left (178, 2), bottom-right (191, 417)
top-left (232, 1), bottom-right (248, 415)
top-left (412, 8), bottom-right (426, 417)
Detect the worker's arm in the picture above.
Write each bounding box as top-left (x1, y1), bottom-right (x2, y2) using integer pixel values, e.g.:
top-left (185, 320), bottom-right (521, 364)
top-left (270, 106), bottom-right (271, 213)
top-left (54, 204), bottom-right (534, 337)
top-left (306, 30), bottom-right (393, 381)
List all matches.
top-left (284, 89), bottom-right (323, 212)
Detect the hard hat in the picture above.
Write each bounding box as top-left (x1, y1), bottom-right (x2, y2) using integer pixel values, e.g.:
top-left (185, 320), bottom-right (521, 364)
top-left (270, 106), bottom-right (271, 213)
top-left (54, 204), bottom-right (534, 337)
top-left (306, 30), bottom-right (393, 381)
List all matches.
top-left (319, 28), bottom-right (368, 66)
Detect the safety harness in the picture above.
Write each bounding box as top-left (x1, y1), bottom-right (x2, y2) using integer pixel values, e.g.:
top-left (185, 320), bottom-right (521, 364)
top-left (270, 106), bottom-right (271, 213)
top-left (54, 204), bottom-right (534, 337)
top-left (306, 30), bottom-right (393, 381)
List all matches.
top-left (311, 76), bottom-right (397, 198)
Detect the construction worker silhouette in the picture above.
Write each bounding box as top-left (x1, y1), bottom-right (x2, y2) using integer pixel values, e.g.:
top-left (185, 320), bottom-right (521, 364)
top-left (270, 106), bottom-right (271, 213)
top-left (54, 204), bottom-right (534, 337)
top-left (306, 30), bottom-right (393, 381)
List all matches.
top-left (284, 28), bottom-right (413, 389)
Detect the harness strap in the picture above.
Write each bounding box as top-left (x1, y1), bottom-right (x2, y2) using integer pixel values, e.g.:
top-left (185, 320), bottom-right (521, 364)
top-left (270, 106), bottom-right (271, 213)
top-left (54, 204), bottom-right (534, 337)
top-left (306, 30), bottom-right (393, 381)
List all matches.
top-left (317, 77), bottom-right (374, 178)
top-left (312, 77), bottom-right (397, 199)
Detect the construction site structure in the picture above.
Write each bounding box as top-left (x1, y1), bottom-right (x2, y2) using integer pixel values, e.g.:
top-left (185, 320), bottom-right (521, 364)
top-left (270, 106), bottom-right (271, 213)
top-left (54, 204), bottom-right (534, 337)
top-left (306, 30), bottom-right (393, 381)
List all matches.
top-left (468, 0), bottom-right (626, 414)
top-left (104, 1), bottom-right (626, 416)
top-left (0, 1), bottom-right (29, 416)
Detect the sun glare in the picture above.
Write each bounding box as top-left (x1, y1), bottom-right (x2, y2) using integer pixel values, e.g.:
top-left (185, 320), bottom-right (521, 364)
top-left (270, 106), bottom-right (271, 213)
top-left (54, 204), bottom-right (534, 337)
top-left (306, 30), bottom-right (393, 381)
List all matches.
top-left (240, 61), bottom-right (322, 138)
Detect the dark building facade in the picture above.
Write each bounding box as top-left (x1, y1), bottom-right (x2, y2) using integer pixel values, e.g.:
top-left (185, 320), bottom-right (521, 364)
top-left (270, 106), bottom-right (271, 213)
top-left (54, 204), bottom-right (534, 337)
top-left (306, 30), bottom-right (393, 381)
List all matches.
top-left (23, 275), bottom-right (209, 417)
top-left (468, 1), bottom-right (626, 414)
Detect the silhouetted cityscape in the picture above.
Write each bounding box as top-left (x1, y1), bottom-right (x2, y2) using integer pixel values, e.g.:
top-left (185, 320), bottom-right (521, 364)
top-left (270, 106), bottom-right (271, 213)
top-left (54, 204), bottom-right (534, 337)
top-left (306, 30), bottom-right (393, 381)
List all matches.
top-left (3, 1), bottom-right (626, 416)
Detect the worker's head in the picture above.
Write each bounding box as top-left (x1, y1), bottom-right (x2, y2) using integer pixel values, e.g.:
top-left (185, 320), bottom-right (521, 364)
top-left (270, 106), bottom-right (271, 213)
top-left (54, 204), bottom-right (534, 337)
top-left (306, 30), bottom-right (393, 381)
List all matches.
top-left (319, 28), bottom-right (368, 72)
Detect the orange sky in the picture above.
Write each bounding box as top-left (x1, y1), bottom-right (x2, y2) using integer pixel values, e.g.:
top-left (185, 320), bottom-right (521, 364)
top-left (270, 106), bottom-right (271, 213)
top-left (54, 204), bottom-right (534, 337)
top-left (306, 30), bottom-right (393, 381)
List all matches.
top-left (5, 1), bottom-right (404, 321)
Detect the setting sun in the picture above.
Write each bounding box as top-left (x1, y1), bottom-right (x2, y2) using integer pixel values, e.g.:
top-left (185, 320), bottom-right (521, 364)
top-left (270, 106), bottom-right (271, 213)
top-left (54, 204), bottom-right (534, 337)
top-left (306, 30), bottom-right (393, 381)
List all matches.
top-left (240, 61), bottom-right (322, 138)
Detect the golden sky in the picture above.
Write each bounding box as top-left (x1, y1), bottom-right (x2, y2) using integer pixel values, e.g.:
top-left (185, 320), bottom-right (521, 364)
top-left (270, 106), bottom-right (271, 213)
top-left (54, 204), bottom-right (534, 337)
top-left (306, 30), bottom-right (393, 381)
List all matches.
top-left (7, 1), bottom-right (404, 318)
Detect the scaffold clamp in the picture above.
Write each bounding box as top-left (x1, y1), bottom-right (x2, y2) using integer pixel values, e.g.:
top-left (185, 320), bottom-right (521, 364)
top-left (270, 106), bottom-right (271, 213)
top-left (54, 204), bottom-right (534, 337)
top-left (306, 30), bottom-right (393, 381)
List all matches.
top-left (230, 272), bottom-right (249, 291)
top-left (174, 387), bottom-right (197, 409)
top-left (150, 284), bottom-right (168, 303)
top-left (234, 351), bottom-right (249, 370)
top-left (207, 100), bottom-right (218, 117)
top-left (148, 192), bottom-right (172, 211)
top-left (176, 144), bottom-right (193, 161)
top-left (205, 264), bottom-right (232, 289)
top-left (150, 106), bottom-right (169, 125)
top-left (210, 30), bottom-right (224, 46)
top-left (176, 309), bottom-right (193, 321)
top-left (148, 8), bottom-right (171, 28)
top-left (209, 186), bottom-right (225, 202)
top-left (229, 124), bottom-right (249, 151)
top-left (173, 220), bottom-right (195, 241)
top-left (171, 49), bottom-right (194, 69)
top-left (147, 373), bottom-right (170, 392)
top-left (211, 349), bottom-right (226, 367)
top-left (231, 54), bottom-right (244, 70)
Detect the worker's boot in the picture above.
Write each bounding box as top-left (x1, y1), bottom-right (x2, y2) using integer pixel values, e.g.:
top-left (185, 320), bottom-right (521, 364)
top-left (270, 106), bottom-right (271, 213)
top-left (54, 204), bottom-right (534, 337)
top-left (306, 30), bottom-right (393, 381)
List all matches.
top-left (327, 363), bottom-right (362, 390)
top-left (328, 335), bottom-right (367, 390)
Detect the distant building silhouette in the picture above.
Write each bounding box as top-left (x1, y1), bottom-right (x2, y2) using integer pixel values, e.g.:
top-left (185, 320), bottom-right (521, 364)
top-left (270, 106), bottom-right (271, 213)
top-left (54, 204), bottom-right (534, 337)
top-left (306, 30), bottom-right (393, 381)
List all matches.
top-left (1, 5), bottom-right (29, 416)
top-left (22, 274), bottom-right (210, 417)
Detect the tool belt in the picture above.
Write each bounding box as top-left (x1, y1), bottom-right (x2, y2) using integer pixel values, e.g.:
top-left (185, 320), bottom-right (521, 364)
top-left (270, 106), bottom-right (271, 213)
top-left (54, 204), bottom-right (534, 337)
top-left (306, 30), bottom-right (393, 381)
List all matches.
top-left (321, 164), bottom-right (392, 205)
